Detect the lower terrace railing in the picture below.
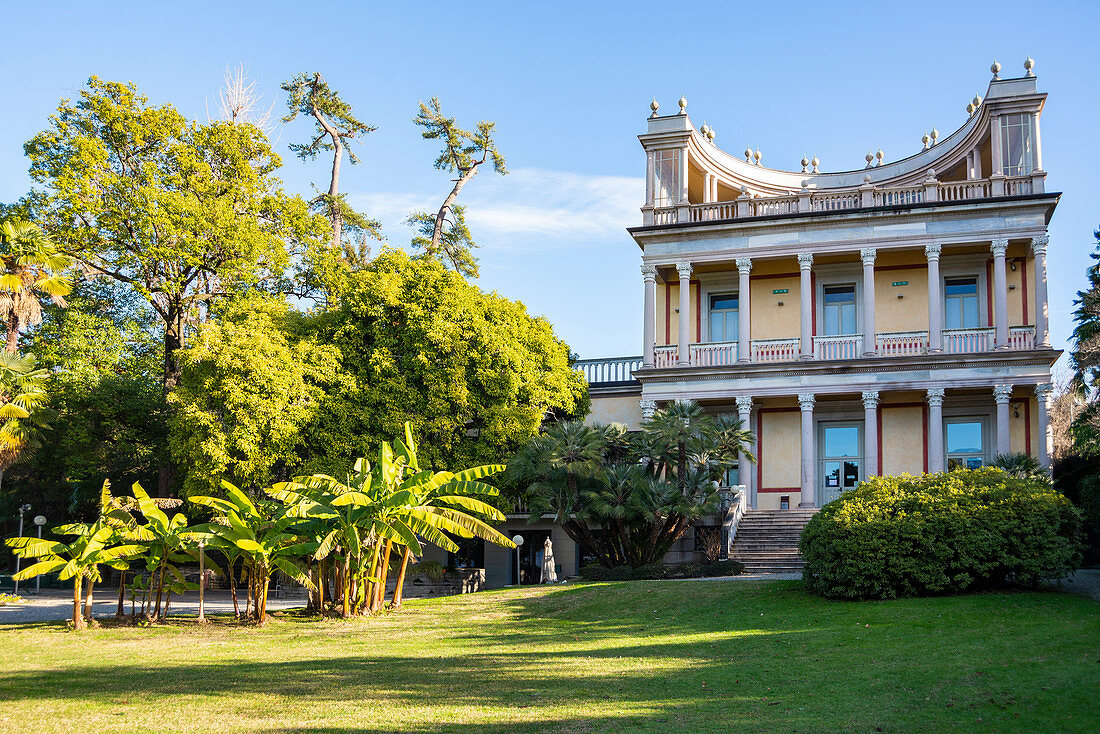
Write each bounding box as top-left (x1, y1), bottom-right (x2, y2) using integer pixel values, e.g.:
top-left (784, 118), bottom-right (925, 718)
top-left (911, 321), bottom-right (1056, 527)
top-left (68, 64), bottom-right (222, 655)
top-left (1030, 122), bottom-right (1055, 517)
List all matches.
top-left (581, 327), bottom-right (1038, 384)
top-left (648, 174), bottom-right (1042, 225)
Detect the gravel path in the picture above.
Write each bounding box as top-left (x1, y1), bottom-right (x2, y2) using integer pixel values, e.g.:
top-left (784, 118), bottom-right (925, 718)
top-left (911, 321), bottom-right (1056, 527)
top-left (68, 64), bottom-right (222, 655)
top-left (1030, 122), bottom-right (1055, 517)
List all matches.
top-left (0, 589), bottom-right (305, 625)
top-left (1045, 568), bottom-right (1100, 602)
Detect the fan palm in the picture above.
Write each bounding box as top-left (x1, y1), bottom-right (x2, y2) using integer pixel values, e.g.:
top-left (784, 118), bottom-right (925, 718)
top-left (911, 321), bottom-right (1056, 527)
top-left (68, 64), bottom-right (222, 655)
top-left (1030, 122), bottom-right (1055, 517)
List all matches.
top-left (644, 400), bottom-right (714, 492)
top-left (0, 352), bottom-right (54, 490)
top-left (991, 452), bottom-right (1047, 479)
top-left (0, 217), bottom-right (72, 353)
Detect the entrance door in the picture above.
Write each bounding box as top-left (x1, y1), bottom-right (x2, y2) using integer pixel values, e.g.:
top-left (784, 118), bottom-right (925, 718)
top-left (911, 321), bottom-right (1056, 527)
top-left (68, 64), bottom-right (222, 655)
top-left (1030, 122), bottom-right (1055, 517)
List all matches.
top-left (819, 422), bottom-right (862, 505)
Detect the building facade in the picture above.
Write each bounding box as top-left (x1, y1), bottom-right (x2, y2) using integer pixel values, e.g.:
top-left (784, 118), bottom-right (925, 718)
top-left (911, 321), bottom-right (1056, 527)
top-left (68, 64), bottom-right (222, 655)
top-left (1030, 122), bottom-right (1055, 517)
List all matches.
top-left (581, 59), bottom-right (1059, 513)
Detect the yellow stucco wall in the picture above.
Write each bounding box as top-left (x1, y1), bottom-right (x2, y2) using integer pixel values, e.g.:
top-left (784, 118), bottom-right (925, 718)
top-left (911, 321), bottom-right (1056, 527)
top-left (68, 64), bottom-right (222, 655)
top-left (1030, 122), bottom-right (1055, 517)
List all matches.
top-left (757, 490), bottom-right (801, 510)
top-left (881, 406), bottom-right (925, 475)
top-left (875, 267), bottom-right (928, 333)
top-left (657, 282), bottom-right (700, 346)
top-left (760, 410), bottom-right (800, 489)
top-left (1009, 396), bottom-right (1037, 455)
top-left (587, 395), bottom-right (643, 430)
top-left (750, 276), bottom-right (801, 339)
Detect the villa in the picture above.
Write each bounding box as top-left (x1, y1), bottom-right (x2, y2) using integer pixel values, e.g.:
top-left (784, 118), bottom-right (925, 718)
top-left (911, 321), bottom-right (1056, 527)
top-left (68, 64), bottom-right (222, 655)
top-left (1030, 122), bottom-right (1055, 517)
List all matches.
top-left (436, 59), bottom-right (1060, 585)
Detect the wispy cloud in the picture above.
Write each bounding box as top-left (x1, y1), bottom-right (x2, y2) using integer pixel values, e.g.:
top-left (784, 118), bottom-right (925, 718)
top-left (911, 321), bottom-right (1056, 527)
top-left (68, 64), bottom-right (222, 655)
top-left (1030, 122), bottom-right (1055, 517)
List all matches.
top-left (349, 167), bottom-right (643, 248)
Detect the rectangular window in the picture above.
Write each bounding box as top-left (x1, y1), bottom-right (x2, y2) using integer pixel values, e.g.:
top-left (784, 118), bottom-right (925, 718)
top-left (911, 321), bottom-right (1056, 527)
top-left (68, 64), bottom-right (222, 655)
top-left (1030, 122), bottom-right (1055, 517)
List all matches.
top-left (944, 277), bottom-right (980, 329)
top-left (1000, 114), bottom-right (1033, 177)
top-left (708, 293), bottom-right (738, 343)
top-left (823, 285), bottom-right (857, 335)
top-left (654, 149), bottom-right (680, 207)
top-left (946, 418), bottom-right (986, 470)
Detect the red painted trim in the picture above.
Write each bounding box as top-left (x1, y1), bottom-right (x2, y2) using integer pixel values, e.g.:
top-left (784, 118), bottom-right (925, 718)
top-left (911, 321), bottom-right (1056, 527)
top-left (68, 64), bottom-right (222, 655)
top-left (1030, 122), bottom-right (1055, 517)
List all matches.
top-left (757, 406), bottom-right (801, 492)
top-left (878, 402), bottom-right (929, 474)
top-left (985, 259), bottom-right (993, 328)
top-left (811, 271), bottom-right (817, 337)
top-left (695, 280), bottom-right (701, 343)
top-left (1019, 257), bottom-right (1029, 326)
top-left (1010, 397), bottom-right (1033, 455)
top-left (875, 263), bottom-right (930, 272)
top-left (664, 282), bottom-right (670, 345)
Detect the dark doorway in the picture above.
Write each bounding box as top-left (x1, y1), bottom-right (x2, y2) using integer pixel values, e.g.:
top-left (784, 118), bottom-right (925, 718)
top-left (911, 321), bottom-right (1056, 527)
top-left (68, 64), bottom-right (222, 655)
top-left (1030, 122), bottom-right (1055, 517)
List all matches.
top-left (508, 529), bottom-right (551, 584)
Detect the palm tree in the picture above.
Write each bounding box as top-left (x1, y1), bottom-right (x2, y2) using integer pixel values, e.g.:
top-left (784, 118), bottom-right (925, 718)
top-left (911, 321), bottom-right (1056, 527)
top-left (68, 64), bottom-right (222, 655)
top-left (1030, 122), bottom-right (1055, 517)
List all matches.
top-left (644, 400), bottom-right (713, 492)
top-left (991, 452), bottom-right (1047, 479)
top-left (0, 352), bottom-right (54, 491)
top-left (0, 217), bottom-right (72, 353)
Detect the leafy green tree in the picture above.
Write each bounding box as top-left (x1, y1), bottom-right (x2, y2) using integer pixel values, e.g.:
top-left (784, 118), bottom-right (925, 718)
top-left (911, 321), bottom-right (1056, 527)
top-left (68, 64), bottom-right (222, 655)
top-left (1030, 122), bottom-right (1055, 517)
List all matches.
top-left (282, 72), bottom-right (381, 268)
top-left (0, 217), bottom-right (72, 353)
top-left (306, 249), bottom-right (587, 477)
top-left (1071, 229), bottom-right (1100, 452)
top-left (408, 97), bottom-right (507, 278)
top-left (24, 76), bottom-right (326, 392)
top-left (169, 297), bottom-right (339, 497)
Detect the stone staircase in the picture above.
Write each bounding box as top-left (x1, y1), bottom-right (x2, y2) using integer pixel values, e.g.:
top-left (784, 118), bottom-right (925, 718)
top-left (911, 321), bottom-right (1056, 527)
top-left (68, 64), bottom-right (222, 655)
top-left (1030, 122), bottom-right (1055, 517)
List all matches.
top-left (728, 509), bottom-right (818, 574)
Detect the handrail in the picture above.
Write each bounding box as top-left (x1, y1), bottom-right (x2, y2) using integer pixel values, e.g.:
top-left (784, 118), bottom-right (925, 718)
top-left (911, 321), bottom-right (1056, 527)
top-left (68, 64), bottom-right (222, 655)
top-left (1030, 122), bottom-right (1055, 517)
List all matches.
top-left (723, 486), bottom-right (748, 558)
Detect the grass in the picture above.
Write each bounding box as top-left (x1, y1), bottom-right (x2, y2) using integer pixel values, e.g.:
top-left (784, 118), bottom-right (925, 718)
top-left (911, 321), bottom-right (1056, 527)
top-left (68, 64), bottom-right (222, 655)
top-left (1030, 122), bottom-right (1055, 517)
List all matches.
top-left (0, 580), bottom-right (1097, 733)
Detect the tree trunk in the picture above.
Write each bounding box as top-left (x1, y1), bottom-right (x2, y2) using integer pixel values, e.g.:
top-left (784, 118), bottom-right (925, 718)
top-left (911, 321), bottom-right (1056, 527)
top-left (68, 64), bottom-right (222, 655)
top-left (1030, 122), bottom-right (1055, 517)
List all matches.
top-left (373, 540), bottom-right (392, 611)
top-left (391, 546), bottom-right (412, 608)
top-left (431, 166), bottom-right (478, 250)
top-left (229, 557), bottom-right (240, 619)
top-left (341, 555), bottom-right (352, 619)
top-left (72, 574), bottom-right (85, 630)
top-left (158, 304), bottom-right (185, 496)
top-left (84, 578), bottom-right (95, 622)
top-left (116, 571), bottom-right (126, 617)
top-left (152, 563), bottom-right (165, 619)
top-left (365, 541), bottom-right (382, 614)
top-left (317, 558), bottom-right (325, 614)
top-left (5, 313), bottom-right (20, 354)
top-left (677, 440), bottom-right (687, 494)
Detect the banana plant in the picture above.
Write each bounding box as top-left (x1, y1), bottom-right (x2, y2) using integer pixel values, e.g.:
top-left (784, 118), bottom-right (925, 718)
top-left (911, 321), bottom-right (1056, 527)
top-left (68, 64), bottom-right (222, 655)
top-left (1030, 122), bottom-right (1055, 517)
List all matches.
top-left (6, 520), bottom-right (144, 629)
top-left (189, 480), bottom-right (315, 624)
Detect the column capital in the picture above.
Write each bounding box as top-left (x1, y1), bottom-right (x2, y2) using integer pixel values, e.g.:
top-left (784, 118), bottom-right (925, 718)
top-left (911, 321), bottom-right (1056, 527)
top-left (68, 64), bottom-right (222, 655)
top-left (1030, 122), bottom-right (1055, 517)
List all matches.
top-left (676, 261), bottom-right (693, 279)
top-left (990, 239), bottom-right (1009, 257)
top-left (736, 257), bottom-right (753, 275)
top-left (797, 252), bottom-right (814, 270)
top-left (641, 264), bottom-right (658, 283)
top-left (1031, 235), bottom-right (1049, 255)
top-left (924, 243), bottom-right (942, 261)
top-left (640, 399), bottom-right (658, 420)
top-left (797, 392), bottom-right (816, 411)
top-left (861, 390), bottom-right (880, 409)
top-left (860, 248), bottom-right (877, 266)
top-left (993, 384), bottom-right (1013, 404)
top-left (926, 387), bottom-right (945, 407)
top-left (735, 395), bottom-right (754, 414)
top-left (1035, 383), bottom-right (1054, 399)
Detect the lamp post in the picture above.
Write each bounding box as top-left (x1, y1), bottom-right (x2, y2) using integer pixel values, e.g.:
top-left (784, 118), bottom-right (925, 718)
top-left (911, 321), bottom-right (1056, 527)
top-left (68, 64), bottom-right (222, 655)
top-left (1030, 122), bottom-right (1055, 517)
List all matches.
top-left (33, 516), bottom-right (46, 595)
top-left (13, 504), bottom-right (30, 595)
top-left (197, 540), bottom-right (206, 623)
top-left (511, 534), bottom-right (524, 586)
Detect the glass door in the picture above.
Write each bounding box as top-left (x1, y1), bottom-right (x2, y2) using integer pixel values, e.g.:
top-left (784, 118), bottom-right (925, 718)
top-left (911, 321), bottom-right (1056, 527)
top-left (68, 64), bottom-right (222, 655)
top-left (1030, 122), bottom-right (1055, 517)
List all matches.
top-left (819, 422), bottom-right (862, 505)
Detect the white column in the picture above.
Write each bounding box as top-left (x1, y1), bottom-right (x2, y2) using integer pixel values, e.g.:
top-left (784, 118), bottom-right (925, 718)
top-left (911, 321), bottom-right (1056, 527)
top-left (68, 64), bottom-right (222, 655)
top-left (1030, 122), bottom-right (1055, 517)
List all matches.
top-left (711, 175), bottom-right (719, 203)
top-left (994, 384), bottom-right (1013, 456)
top-left (1032, 235), bottom-right (1050, 347)
top-left (991, 239), bottom-right (1009, 349)
top-left (642, 265), bottom-right (657, 368)
top-left (736, 257), bottom-right (752, 362)
top-left (862, 391), bottom-right (880, 477)
top-left (640, 399), bottom-right (657, 421)
top-left (702, 173), bottom-right (712, 204)
top-left (678, 147), bottom-right (689, 204)
top-left (925, 244), bottom-right (943, 352)
top-left (798, 393), bottom-right (816, 508)
top-left (798, 253), bottom-right (814, 359)
top-left (645, 151), bottom-right (655, 206)
top-left (1036, 383), bottom-right (1053, 469)
top-left (927, 388), bottom-right (945, 473)
top-left (676, 262), bottom-right (692, 366)
top-left (1031, 111), bottom-right (1043, 172)
top-left (736, 395), bottom-right (755, 509)
top-left (861, 248), bottom-right (877, 356)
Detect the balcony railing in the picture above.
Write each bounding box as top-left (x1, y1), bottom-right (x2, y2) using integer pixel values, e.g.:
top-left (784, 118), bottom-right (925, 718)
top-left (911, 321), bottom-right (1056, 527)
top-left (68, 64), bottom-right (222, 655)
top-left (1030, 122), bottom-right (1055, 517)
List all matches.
top-left (581, 327), bottom-right (1038, 384)
top-left (649, 174), bottom-right (1040, 225)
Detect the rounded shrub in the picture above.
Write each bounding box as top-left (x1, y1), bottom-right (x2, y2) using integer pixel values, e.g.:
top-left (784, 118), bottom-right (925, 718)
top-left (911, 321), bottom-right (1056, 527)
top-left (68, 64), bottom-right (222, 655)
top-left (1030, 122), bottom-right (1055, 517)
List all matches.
top-left (800, 468), bottom-right (1083, 599)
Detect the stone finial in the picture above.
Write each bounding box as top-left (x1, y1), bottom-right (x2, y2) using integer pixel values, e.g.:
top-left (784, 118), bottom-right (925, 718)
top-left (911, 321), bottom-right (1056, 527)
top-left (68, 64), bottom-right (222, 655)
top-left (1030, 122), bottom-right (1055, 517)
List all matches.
top-left (966, 103), bottom-right (975, 116)
top-left (875, 149), bottom-right (884, 166)
top-left (811, 155), bottom-right (820, 173)
top-left (744, 146), bottom-right (752, 162)
top-left (707, 127), bottom-right (716, 143)
top-left (700, 121), bottom-right (710, 136)
top-left (865, 152), bottom-right (874, 168)
top-left (922, 132), bottom-right (930, 149)
top-left (930, 126), bottom-right (939, 145)
top-left (973, 94), bottom-right (982, 107)
top-left (801, 156), bottom-right (810, 173)
top-left (754, 148), bottom-right (762, 166)
top-left (650, 98), bottom-right (659, 118)
top-left (862, 174), bottom-right (872, 184)
top-left (739, 185), bottom-right (749, 195)
top-left (991, 59), bottom-right (1001, 79)
top-left (1024, 56), bottom-right (1035, 77)
top-left (678, 95), bottom-right (687, 114)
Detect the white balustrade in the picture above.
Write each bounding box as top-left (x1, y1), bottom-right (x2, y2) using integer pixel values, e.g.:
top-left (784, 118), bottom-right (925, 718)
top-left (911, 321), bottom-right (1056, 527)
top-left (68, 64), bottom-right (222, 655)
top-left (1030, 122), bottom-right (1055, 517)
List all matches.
top-left (689, 341), bottom-right (738, 366)
top-left (939, 180), bottom-right (990, 201)
top-left (1008, 326), bottom-right (1036, 349)
top-left (876, 331), bottom-right (928, 356)
top-left (575, 356), bottom-right (643, 384)
top-left (654, 345), bottom-right (678, 368)
top-left (1005, 176), bottom-right (1034, 196)
top-left (943, 327), bottom-right (994, 354)
top-left (690, 202), bottom-right (736, 222)
top-left (813, 334), bottom-right (863, 360)
top-left (752, 195), bottom-right (799, 216)
top-left (810, 191), bottom-right (860, 212)
top-left (750, 337), bottom-right (800, 363)
top-left (652, 207), bottom-right (679, 225)
top-left (874, 187), bottom-right (923, 206)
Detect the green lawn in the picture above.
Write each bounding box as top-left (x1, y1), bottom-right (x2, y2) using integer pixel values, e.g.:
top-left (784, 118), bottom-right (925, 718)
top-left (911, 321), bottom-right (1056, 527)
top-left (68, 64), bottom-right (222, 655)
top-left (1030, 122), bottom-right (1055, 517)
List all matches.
top-left (1, 580), bottom-right (1097, 733)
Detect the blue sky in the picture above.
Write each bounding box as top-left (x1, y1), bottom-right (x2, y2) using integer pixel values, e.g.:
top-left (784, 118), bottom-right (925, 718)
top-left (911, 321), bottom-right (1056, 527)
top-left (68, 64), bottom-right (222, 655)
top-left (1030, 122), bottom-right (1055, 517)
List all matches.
top-left (2, 1), bottom-right (1097, 371)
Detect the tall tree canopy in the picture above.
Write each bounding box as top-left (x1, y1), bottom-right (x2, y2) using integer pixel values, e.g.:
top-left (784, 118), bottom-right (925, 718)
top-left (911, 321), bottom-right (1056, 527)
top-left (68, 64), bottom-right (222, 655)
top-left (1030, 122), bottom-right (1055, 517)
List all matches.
top-left (408, 98), bottom-right (506, 279)
top-left (305, 249), bottom-right (587, 475)
top-left (1071, 229), bottom-right (1100, 451)
top-left (0, 217), bottom-right (72, 354)
top-left (282, 72), bottom-right (381, 269)
top-left (24, 76), bottom-right (325, 391)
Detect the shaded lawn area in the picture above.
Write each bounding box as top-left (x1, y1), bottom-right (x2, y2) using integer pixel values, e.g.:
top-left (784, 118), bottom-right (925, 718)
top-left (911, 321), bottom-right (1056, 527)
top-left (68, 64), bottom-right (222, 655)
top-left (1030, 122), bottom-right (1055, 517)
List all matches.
top-left (0, 580), bottom-right (1097, 733)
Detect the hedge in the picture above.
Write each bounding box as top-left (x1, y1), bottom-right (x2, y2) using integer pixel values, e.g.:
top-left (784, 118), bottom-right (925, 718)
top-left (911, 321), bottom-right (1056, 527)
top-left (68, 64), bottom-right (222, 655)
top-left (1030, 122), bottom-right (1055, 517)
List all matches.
top-left (579, 559), bottom-right (744, 582)
top-left (800, 468), bottom-right (1083, 599)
